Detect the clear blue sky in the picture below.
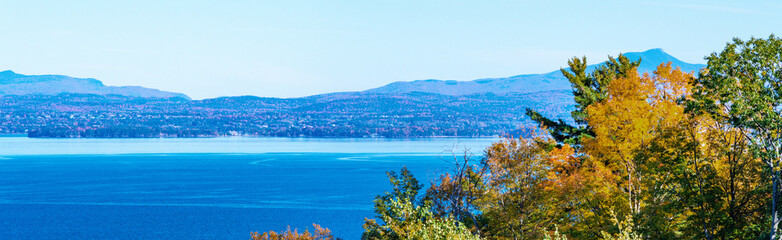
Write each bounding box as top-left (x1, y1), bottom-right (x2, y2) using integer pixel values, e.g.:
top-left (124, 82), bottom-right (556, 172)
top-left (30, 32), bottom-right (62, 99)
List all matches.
top-left (0, 1), bottom-right (779, 99)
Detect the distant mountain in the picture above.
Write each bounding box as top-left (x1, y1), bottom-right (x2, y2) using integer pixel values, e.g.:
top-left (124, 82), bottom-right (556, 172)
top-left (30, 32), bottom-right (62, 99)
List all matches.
top-left (0, 70), bottom-right (190, 99)
top-left (623, 48), bottom-right (703, 74)
top-left (364, 48), bottom-right (705, 96)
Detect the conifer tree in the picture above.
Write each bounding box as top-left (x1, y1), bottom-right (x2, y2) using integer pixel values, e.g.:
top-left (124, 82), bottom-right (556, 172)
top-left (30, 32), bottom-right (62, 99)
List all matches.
top-left (525, 55), bottom-right (639, 147)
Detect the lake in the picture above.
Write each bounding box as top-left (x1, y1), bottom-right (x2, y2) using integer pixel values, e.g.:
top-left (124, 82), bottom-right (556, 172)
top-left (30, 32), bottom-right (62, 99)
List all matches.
top-left (0, 137), bottom-right (498, 239)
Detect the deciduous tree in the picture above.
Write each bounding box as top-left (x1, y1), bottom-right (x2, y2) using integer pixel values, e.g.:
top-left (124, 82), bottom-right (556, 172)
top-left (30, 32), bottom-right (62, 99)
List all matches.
top-left (688, 35), bottom-right (782, 239)
top-left (251, 224), bottom-right (340, 240)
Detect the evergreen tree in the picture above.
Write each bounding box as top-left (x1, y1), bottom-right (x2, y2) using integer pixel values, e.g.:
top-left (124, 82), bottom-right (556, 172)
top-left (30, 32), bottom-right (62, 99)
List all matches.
top-left (525, 55), bottom-right (640, 147)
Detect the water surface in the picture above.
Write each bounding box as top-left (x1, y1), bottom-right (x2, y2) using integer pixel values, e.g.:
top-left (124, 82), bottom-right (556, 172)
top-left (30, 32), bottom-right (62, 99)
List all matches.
top-left (0, 137), bottom-right (497, 239)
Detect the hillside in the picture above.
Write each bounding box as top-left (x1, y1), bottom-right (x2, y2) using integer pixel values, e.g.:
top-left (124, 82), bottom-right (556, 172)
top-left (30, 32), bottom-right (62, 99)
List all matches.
top-left (2, 91), bottom-right (573, 138)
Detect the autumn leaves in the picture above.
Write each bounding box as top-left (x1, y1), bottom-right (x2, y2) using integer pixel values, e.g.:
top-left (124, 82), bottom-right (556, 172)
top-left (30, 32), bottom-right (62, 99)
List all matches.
top-left (253, 35), bottom-right (782, 240)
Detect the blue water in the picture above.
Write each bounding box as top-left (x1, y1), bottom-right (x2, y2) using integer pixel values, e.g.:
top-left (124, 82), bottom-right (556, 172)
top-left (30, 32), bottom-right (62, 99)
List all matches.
top-left (0, 137), bottom-right (496, 239)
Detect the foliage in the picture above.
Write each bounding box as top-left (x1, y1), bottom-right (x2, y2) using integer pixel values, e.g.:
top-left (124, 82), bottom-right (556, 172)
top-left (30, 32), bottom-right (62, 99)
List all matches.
top-left (425, 135), bottom-right (559, 239)
top-left (599, 210), bottom-right (642, 240)
top-left (426, 149), bottom-right (488, 232)
top-left (362, 167), bottom-right (482, 240)
top-left (256, 37), bottom-right (780, 240)
top-left (543, 226), bottom-right (568, 240)
top-left (689, 35), bottom-right (782, 239)
top-left (583, 62), bottom-right (692, 228)
top-left (478, 136), bottom-right (554, 239)
top-left (362, 198), bottom-right (481, 240)
top-left (250, 224), bottom-right (339, 240)
top-left (520, 50), bottom-right (767, 239)
top-left (526, 55), bottom-right (640, 147)
top-left (673, 115), bottom-right (767, 240)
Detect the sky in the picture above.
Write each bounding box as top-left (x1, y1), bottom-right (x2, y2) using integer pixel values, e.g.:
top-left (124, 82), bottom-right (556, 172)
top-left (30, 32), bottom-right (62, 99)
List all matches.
top-left (0, 1), bottom-right (780, 99)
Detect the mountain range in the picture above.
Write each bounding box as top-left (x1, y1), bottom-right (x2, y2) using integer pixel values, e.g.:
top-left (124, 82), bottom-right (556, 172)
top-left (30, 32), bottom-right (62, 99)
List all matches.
top-left (0, 48), bottom-right (703, 100)
top-left (364, 48), bottom-right (704, 96)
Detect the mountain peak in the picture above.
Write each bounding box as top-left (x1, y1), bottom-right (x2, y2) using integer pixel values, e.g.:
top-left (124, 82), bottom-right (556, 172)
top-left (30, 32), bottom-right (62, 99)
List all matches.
top-left (0, 70), bottom-right (18, 76)
top-left (620, 48), bottom-right (704, 74)
top-left (625, 48), bottom-right (675, 59)
top-left (637, 48), bottom-right (673, 59)
top-left (643, 48), bottom-right (666, 53)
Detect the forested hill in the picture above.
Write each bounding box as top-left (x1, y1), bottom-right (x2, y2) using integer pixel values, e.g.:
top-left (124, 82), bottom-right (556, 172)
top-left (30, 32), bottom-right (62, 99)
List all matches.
top-left (2, 90), bottom-right (573, 138)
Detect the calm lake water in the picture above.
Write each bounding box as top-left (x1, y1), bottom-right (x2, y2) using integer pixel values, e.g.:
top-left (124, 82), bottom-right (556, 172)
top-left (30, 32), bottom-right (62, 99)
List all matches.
top-left (0, 137), bottom-right (497, 239)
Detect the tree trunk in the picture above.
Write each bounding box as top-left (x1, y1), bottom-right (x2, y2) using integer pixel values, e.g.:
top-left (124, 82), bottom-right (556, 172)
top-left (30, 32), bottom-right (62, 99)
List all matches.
top-left (772, 171), bottom-right (780, 240)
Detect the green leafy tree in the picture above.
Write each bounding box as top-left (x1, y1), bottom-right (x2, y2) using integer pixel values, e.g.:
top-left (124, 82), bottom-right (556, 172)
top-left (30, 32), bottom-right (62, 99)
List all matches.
top-left (688, 35), bottom-right (782, 239)
top-left (363, 167), bottom-right (482, 240)
top-left (670, 115), bottom-right (767, 240)
top-left (363, 198), bottom-right (481, 240)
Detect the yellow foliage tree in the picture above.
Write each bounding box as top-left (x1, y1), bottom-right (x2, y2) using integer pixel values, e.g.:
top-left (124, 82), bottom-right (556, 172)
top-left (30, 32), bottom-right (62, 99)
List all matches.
top-left (479, 136), bottom-right (554, 239)
top-left (581, 63), bottom-right (694, 237)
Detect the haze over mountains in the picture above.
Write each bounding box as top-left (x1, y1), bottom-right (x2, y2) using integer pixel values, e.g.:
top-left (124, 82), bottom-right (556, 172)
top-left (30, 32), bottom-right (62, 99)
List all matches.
top-left (0, 48), bottom-right (703, 100)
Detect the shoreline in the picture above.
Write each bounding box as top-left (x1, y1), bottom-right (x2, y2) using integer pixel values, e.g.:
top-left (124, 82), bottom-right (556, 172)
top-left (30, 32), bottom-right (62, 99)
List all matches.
top-left (16, 134), bottom-right (504, 139)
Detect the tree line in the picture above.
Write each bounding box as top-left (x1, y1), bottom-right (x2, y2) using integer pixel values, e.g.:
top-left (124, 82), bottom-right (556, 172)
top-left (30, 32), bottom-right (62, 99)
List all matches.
top-left (252, 35), bottom-right (782, 240)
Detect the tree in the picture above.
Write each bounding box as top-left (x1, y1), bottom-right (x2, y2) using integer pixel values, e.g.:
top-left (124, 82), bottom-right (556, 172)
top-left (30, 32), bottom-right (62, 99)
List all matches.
top-left (567, 62), bottom-right (707, 239)
top-left (544, 141), bottom-right (614, 238)
top-left (426, 149), bottom-right (488, 233)
top-left (688, 35), bottom-right (782, 239)
top-left (673, 115), bottom-right (767, 240)
top-left (363, 197), bottom-right (481, 240)
top-left (425, 135), bottom-right (565, 239)
top-left (478, 136), bottom-right (554, 239)
top-left (363, 167), bottom-right (481, 240)
top-left (251, 224), bottom-right (340, 240)
top-left (526, 55), bottom-right (640, 147)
